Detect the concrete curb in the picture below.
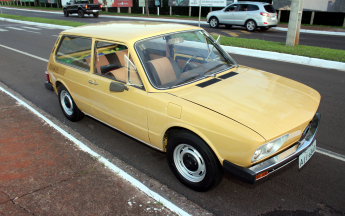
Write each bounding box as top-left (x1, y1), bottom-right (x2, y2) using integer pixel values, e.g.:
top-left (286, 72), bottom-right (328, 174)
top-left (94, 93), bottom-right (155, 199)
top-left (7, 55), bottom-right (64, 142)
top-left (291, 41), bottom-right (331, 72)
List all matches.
top-left (2, 6), bottom-right (345, 36)
top-left (1, 17), bottom-right (345, 71)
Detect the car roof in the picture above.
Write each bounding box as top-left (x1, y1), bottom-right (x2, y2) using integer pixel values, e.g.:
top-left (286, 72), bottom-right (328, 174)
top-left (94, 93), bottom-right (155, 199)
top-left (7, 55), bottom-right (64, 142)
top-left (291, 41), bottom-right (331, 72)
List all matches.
top-left (61, 21), bottom-right (201, 43)
top-left (233, 1), bottom-right (268, 5)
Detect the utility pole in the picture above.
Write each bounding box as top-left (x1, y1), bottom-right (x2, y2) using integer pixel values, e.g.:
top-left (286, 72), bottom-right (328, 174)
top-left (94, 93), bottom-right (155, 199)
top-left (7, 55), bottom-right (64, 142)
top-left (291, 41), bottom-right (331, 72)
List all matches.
top-left (146, 0), bottom-right (149, 17)
top-left (286, 0), bottom-right (304, 46)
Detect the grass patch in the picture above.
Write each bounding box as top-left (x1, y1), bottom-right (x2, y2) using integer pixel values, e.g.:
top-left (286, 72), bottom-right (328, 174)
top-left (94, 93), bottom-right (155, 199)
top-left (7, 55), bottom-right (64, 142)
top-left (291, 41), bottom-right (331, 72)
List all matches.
top-left (2, 5), bottom-right (206, 19)
top-left (213, 35), bottom-right (345, 62)
top-left (0, 14), bottom-right (85, 27)
top-left (1, 13), bottom-right (344, 62)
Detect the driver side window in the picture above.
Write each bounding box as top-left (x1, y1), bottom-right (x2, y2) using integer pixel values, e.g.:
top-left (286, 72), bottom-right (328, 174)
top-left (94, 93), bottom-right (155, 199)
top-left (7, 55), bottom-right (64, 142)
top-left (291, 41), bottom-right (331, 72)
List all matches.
top-left (225, 4), bottom-right (236, 12)
top-left (93, 41), bottom-right (143, 88)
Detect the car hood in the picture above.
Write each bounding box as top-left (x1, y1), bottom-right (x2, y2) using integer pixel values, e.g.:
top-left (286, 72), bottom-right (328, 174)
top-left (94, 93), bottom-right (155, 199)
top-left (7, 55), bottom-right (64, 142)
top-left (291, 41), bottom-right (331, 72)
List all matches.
top-left (173, 67), bottom-right (321, 140)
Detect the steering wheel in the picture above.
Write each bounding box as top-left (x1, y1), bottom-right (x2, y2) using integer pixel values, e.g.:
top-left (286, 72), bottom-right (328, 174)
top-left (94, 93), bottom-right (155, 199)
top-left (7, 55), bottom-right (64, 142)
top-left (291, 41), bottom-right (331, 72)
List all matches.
top-left (182, 55), bottom-right (197, 72)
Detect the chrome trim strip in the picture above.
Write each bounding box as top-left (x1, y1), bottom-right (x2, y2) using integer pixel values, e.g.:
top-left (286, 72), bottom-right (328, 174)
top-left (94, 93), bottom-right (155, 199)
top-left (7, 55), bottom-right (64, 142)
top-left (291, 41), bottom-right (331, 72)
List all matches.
top-left (82, 112), bottom-right (164, 152)
top-left (249, 113), bottom-right (321, 175)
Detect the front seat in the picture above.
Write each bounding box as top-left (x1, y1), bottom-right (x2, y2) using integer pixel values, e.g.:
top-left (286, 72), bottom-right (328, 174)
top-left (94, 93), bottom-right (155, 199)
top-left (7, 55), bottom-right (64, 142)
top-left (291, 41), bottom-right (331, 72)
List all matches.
top-left (145, 57), bottom-right (181, 87)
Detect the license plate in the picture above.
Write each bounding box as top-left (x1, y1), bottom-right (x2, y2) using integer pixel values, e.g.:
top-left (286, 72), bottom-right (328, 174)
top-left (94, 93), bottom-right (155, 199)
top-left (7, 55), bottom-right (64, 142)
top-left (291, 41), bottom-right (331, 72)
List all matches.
top-left (271, 16), bottom-right (276, 20)
top-left (299, 140), bottom-right (316, 169)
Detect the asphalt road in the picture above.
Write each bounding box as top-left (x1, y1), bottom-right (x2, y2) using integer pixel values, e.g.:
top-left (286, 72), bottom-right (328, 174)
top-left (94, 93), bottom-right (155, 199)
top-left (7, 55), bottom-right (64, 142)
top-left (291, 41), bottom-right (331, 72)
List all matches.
top-left (0, 20), bottom-right (345, 215)
top-left (2, 7), bottom-right (345, 50)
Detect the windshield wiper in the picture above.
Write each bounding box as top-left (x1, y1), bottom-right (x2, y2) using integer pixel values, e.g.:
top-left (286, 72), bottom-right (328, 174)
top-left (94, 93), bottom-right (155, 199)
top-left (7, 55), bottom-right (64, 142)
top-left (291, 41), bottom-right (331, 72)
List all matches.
top-left (203, 64), bottom-right (224, 76)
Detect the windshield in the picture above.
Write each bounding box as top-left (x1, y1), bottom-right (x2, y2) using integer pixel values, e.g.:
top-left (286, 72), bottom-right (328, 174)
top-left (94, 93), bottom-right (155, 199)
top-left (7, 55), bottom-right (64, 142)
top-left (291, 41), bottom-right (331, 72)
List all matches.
top-left (135, 30), bottom-right (236, 89)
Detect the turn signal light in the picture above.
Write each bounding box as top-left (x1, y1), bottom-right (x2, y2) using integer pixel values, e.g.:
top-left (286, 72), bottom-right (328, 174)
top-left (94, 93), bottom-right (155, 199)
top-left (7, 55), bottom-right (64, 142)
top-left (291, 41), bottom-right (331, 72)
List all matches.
top-left (85, 5), bottom-right (88, 9)
top-left (260, 12), bottom-right (269, 17)
top-left (100, 4), bottom-right (103, 8)
top-left (256, 171), bottom-right (268, 180)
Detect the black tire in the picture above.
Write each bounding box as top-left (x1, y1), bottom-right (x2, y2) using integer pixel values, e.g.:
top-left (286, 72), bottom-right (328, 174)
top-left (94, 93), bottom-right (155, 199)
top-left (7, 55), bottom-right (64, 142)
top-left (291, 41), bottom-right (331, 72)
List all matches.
top-left (245, 20), bottom-right (257, 32)
top-left (209, 17), bottom-right (219, 28)
top-left (58, 85), bottom-right (84, 122)
top-left (225, 24), bottom-right (232, 29)
top-left (93, 12), bottom-right (99, 18)
top-left (63, 9), bottom-right (69, 17)
top-left (78, 9), bottom-right (84, 18)
top-left (166, 130), bottom-right (223, 192)
top-left (260, 27), bottom-right (270, 31)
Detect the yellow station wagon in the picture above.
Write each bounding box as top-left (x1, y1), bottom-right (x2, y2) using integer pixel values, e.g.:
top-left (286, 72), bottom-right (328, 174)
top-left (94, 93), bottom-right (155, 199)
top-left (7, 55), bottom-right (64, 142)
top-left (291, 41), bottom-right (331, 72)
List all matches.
top-left (44, 21), bottom-right (321, 191)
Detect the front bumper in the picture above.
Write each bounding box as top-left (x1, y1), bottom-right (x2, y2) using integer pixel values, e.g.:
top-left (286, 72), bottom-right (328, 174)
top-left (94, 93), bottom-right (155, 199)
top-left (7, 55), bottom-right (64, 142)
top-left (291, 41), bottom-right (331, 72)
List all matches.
top-left (223, 112), bottom-right (321, 184)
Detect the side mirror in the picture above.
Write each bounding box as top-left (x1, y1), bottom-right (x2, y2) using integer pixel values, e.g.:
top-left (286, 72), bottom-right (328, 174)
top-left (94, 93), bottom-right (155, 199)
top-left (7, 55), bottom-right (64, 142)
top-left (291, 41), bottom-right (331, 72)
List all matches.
top-left (109, 82), bottom-right (128, 92)
top-left (67, 2), bottom-right (70, 5)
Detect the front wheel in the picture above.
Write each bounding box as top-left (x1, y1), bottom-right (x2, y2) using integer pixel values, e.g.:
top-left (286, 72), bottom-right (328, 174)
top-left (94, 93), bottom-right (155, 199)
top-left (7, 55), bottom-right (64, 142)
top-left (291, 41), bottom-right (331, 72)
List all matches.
top-left (63, 9), bottom-right (69, 17)
top-left (245, 20), bottom-right (257, 32)
top-left (209, 17), bottom-right (219, 28)
top-left (58, 85), bottom-right (84, 122)
top-left (93, 12), bottom-right (99, 18)
top-left (78, 9), bottom-right (84, 18)
top-left (167, 130), bottom-right (223, 192)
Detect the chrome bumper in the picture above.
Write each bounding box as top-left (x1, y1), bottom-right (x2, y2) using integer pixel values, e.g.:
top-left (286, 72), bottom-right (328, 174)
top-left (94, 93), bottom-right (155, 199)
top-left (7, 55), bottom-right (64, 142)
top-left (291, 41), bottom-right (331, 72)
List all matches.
top-left (223, 112), bottom-right (321, 184)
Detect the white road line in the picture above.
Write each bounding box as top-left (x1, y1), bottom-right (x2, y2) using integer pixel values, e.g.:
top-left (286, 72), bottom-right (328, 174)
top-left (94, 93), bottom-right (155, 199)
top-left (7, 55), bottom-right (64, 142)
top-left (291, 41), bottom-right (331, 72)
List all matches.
top-left (21, 26), bottom-right (41, 30)
top-left (1, 43), bottom-right (345, 164)
top-left (316, 147), bottom-right (345, 162)
top-left (0, 86), bottom-right (191, 216)
top-left (6, 26), bottom-right (41, 34)
top-left (0, 44), bottom-right (48, 62)
top-left (0, 28), bottom-right (8, 32)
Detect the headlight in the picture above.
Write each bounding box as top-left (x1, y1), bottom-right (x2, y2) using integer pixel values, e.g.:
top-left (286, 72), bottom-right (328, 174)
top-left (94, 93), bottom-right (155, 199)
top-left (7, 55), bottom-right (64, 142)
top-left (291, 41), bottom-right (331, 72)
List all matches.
top-left (251, 134), bottom-right (289, 162)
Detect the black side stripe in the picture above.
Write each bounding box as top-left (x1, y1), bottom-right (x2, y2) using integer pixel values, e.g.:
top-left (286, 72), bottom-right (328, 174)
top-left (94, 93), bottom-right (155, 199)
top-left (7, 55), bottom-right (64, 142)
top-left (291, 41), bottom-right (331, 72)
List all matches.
top-left (219, 72), bottom-right (238, 79)
top-left (196, 78), bottom-right (221, 88)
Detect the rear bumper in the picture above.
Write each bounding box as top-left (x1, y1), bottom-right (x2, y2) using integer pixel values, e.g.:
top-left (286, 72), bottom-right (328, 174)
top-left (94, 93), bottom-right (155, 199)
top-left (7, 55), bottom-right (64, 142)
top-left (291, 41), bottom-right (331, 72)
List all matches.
top-left (45, 81), bottom-right (54, 91)
top-left (223, 112), bottom-right (321, 184)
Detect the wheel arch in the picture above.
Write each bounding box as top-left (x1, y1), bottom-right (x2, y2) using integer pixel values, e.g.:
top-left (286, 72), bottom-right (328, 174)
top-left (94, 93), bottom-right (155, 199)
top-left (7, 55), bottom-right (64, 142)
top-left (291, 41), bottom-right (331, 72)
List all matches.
top-left (163, 125), bottom-right (224, 165)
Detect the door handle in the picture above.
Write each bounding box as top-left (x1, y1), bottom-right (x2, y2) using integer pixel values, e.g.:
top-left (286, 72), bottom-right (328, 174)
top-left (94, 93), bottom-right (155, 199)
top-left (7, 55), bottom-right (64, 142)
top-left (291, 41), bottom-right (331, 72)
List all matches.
top-left (89, 80), bottom-right (98, 85)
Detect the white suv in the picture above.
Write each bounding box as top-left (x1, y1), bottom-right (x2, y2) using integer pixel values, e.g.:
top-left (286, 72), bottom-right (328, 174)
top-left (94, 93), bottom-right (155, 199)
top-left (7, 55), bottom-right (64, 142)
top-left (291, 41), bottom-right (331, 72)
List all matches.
top-left (206, 2), bottom-right (278, 31)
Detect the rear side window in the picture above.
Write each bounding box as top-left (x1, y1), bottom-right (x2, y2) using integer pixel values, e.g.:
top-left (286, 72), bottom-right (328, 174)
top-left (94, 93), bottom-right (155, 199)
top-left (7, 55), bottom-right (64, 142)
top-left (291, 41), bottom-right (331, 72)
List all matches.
top-left (238, 4), bottom-right (248, 11)
top-left (247, 4), bottom-right (259, 11)
top-left (56, 36), bottom-right (92, 71)
top-left (264, 5), bottom-right (276, 13)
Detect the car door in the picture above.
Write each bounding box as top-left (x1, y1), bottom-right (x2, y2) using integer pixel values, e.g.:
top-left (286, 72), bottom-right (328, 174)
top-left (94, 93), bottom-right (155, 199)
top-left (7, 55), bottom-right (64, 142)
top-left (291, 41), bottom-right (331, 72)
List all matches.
top-left (233, 4), bottom-right (248, 25)
top-left (217, 4), bottom-right (238, 24)
top-left (54, 35), bottom-right (94, 116)
top-left (87, 39), bottom-right (150, 143)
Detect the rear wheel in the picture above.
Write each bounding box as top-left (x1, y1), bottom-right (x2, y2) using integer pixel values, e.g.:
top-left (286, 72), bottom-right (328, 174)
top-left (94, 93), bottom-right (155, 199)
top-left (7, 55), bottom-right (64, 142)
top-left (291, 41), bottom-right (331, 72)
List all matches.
top-left (209, 17), bottom-right (219, 28)
top-left (78, 9), bottom-right (84, 18)
top-left (93, 12), bottom-right (99, 18)
top-left (58, 85), bottom-right (84, 122)
top-left (245, 20), bottom-right (257, 32)
top-left (63, 9), bottom-right (69, 17)
top-left (167, 130), bottom-right (223, 192)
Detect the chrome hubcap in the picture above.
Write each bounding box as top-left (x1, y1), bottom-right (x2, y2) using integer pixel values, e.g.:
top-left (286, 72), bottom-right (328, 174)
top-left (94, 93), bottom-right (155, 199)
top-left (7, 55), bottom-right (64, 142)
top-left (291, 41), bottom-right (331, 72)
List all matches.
top-left (60, 90), bottom-right (73, 116)
top-left (247, 21), bottom-right (255, 30)
top-left (210, 18), bottom-right (217, 27)
top-left (173, 144), bottom-right (206, 182)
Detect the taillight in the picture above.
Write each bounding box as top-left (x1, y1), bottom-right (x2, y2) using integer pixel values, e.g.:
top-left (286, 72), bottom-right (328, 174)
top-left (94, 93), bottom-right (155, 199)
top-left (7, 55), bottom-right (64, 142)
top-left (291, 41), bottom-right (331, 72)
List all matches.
top-left (85, 5), bottom-right (88, 9)
top-left (45, 71), bottom-right (50, 82)
top-left (260, 12), bottom-right (269, 17)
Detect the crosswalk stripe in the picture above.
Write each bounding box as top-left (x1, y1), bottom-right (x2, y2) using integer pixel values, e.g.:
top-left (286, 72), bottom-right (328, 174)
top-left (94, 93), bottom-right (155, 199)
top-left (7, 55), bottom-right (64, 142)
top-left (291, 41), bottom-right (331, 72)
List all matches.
top-left (240, 30), bottom-right (251, 34)
top-left (6, 27), bottom-right (24, 30)
top-left (21, 26), bottom-right (41, 30)
top-left (0, 28), bottom-right (9, 32)
top-left (227, 32), bottom-right (239, 37)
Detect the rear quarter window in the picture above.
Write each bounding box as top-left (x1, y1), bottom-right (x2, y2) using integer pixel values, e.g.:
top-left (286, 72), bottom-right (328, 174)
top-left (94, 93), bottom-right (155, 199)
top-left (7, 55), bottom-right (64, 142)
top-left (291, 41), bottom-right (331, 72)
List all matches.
top-left (264, 5), bottom-right (276, 13)
top-left (247, 4), bottom-right (259, 11)
top-left (56, 36), bottom-right (92, 71)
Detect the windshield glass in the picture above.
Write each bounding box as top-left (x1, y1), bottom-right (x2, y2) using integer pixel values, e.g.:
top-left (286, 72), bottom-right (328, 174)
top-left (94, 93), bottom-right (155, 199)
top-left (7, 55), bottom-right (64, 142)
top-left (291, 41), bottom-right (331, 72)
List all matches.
top-left (135, 30), bottom-right (236, 89)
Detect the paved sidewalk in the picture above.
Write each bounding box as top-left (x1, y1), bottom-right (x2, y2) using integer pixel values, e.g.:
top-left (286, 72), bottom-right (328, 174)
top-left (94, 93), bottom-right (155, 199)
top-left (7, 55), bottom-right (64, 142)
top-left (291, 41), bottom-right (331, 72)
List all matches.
top-left (0, 90), bottom-right (174, 215)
